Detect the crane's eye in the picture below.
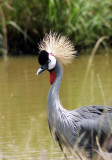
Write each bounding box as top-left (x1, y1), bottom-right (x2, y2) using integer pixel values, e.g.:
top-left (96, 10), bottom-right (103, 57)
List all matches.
top-left (48, 54), bottom-right (56, 70)
top-left (48, 59), bottom-right (51, 64)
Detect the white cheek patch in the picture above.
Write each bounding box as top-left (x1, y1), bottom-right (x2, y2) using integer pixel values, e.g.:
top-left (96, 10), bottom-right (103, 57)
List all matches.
top-left (48, 54), bottom-right (56, 70)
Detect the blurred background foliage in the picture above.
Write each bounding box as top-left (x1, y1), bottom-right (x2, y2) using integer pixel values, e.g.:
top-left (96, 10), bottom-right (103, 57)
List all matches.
top-left (0, 0), bottom-right (112, 56)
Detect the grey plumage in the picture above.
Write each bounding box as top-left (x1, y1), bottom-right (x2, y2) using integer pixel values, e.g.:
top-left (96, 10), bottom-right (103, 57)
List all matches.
top-left (37, 32), bottom-right (112, 159)
top-left (47, 60), bottom-right (112, 158)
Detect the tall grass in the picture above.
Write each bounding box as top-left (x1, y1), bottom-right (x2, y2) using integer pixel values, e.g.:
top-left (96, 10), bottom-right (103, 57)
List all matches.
top-left (48, 0), bottom-right (112, 47)
top-left (0, 0), bottom-right (112, 55)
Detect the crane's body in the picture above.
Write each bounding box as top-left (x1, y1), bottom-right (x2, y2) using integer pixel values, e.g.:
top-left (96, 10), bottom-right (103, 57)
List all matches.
top-left (37, 32), bottom-right (112, 158)
top-left (47, 60), bottom-right (112, 156)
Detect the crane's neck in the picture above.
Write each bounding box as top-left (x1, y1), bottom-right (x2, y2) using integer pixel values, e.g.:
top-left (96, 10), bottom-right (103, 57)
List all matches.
top-left (47, 60), bottom-right (65, 122)
top-left (49, 60), bottom-right (62, 98)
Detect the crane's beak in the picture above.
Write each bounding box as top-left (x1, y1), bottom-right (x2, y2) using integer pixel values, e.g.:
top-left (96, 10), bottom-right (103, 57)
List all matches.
top-left (36, 64), bottom-right (48, 75)
top-left (36, 68), bottom-right (45, 75)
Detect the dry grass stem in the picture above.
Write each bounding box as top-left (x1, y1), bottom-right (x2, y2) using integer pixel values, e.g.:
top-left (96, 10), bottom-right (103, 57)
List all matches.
top-left (0, 5), bottom-right (8, 60)
top-left (78, 36), bottom-right (108, 106)
top-left (97, 74), bottom-right (107, 106)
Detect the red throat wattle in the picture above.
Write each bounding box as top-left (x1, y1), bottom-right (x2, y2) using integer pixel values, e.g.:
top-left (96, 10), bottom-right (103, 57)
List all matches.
top-left (50, 70), bottom-right (55, 85)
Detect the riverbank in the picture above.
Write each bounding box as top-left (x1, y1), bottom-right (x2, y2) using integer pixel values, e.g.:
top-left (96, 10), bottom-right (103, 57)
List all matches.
top-left (0, 0), bottom-right (112, 56)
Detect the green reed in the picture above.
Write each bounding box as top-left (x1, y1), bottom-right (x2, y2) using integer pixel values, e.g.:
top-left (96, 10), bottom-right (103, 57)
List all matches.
top-left (0, 0), bottom-right (112, 55)
top-left (47, 0), bottom-right (112, 47)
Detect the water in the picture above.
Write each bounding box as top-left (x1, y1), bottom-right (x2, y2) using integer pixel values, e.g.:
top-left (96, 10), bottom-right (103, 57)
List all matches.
top-left (0, 51), bottom-right (112, 159)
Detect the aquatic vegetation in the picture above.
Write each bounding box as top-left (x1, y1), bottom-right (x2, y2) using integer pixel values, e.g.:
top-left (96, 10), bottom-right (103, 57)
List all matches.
top-left (47, 0), bottom-right (112, 47)
top-left (0, 0), bottom-right (112, 54)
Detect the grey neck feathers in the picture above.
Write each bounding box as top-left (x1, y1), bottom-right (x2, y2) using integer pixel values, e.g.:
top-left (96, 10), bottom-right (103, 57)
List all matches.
top-left (47, 60), bottom-right (65, 121)
top-left (50, 60), bottom-right (63, 99)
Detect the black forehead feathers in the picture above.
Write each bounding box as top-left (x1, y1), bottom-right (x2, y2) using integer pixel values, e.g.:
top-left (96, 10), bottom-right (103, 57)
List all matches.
top-left (38, 50), bottom-right (49, 65)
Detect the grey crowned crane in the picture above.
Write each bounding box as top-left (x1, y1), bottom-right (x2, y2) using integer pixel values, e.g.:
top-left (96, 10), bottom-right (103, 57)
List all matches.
top-left (37, 32), bottom-right (112, 159)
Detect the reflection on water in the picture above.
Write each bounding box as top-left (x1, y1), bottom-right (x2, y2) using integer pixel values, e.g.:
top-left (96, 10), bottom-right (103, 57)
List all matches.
top-left (0, 51), bottom-right (112, 159)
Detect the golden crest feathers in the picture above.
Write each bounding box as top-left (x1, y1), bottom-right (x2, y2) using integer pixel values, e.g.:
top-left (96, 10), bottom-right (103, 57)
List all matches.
top-left (38, 32), bottom-right (77, 64)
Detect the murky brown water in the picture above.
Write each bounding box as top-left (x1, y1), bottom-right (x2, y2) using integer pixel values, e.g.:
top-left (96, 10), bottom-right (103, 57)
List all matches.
top-left (0, 50), bottom-right (112, 159)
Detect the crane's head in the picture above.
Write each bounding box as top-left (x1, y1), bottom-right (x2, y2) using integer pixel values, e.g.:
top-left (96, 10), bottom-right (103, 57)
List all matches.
top-left (37, 50), bottom-right (57, 85)
top-left (36, 32), bottom-right (76, 84)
